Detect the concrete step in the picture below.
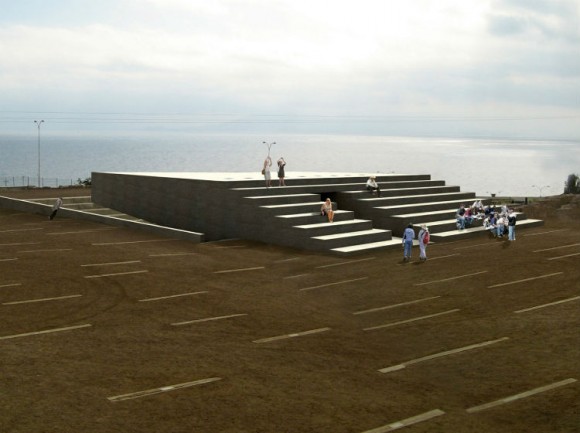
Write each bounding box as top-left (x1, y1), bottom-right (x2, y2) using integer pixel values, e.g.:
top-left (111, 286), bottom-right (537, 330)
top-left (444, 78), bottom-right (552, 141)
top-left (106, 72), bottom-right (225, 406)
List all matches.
top-left (389, 199), bottom-right (492, 224)
top-left (294, 219), bottom-right (374, 236)
top-left (275, 209), bottom-right (354, 225)
top-left (232, 179), bottom-right (446, 194)
top-left (310, 228), bottom-right (391, 249)
top-left (429, 219), bottom-right (544, 241)
top-left (227, 173), bottom-right (432, 189)
top-left (358, 192), bottom-right (477, 208)
top-left (261, 201), bottom-right (336, 215)
top-left (244, 193), bottom-right (320, 205)
top-left (409, 211), bottom-right (528, 234)
top-left (414, 218), bottom-right (482, 233)
top-left (330, 238), bottom-right (403, 255)
top-left (374, 197), bottom-right (480, 215)
top-left (391, 208), bottom-right (460, 223)
top-left (343, 185), bottom-right (461, 198)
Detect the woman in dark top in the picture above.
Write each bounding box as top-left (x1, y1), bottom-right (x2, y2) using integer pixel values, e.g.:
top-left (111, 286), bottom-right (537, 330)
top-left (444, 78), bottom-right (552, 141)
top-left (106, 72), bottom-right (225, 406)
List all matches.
top-left (277, 157), bottom-right (286, 186)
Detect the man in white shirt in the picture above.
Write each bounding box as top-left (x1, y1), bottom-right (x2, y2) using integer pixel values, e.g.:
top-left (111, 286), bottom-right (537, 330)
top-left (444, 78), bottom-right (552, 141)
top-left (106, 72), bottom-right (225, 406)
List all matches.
top-left (366, 176), bottom-right (381, 197)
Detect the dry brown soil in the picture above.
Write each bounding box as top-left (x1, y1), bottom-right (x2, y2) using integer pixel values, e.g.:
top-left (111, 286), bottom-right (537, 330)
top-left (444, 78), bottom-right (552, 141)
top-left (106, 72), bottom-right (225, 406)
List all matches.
top-left (1, 189), bottom-right (579, 433)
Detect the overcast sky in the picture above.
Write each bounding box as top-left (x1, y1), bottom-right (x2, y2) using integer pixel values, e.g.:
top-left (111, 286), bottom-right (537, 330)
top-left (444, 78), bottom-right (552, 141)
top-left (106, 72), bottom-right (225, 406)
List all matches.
top-left (0, 0), bottom-right (579, 139)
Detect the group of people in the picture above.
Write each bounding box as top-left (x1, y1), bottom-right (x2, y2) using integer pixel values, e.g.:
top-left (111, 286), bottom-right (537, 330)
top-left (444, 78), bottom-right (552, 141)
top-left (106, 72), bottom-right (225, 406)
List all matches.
top-left (260, 167), bottom-right (519, 258)
top-left (262, 156), bottom-right (286, 188)
top-left (456, 201), bottom-right (517, 241)
top-left (483, 205), bottom-right (518, 241)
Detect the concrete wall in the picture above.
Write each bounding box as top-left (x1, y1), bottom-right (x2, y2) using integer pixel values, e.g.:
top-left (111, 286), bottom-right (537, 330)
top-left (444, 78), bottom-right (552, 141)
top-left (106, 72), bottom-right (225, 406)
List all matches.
top-left (92, 173), bottom-right (239, 241)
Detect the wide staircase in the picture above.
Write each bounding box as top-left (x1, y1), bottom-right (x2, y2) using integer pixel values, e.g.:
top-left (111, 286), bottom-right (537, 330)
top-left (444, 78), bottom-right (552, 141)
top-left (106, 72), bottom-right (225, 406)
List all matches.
top-left (230, 174), bottom-right (543, 255)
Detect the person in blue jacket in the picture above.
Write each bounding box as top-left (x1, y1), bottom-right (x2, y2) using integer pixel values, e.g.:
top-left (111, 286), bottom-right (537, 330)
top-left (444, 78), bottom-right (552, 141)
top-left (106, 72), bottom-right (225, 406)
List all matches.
top-left (402, 223), bottom-right (415, 262)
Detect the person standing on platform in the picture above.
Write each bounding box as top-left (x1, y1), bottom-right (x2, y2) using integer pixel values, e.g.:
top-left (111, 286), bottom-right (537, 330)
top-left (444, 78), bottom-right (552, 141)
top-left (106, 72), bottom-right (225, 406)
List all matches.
top-left (263, 156), bottom-right (272, 188)
top-left (508, 210), bottom-right (517, 241)
top-left (418, 224), bottom-right (430, 261)
top-left (49, 197), bottom-right (63, 220)
top-left (277, 157), bottom-right (286, 186)
top-left (402, 223), bottom-right (415, 261)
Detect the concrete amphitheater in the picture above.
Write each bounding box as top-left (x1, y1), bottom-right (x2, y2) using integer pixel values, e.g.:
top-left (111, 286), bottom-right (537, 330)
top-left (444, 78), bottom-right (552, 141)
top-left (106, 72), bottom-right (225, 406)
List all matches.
top-left (3, 171), bottom-right (543, 254)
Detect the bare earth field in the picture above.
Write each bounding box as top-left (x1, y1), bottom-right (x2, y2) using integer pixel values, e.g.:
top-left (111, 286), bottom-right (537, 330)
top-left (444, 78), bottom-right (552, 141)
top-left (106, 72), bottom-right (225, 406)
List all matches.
top-left (1, 190), bottom-right (579, 433)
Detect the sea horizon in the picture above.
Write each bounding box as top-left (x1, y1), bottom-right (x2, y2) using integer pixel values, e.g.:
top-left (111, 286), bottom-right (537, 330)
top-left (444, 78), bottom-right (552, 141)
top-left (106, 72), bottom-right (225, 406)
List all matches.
top-left (1, 132), bottom-right (578, 198)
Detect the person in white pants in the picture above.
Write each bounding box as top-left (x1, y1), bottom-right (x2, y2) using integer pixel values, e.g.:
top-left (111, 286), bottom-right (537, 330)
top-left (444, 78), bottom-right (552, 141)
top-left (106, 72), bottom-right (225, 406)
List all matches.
top-left (418, 224), bottom-right (430, 261)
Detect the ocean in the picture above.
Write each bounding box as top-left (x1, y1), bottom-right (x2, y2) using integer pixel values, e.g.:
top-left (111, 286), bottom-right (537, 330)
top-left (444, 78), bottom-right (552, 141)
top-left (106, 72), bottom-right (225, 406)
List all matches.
top-left (1, 132), bottom-right (578, 197)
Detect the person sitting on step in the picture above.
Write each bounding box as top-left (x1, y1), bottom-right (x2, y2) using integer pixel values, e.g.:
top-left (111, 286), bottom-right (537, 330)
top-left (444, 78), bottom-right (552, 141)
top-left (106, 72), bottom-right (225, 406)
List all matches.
top-left (365, 176), bottom-right (381, 197)
top-left (320, 198), bottom-right (334, 223)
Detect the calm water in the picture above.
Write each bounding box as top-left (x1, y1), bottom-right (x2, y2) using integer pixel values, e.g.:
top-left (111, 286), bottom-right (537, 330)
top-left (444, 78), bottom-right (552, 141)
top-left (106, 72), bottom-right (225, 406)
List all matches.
top-left (1, 132), bottom-right (577, 197)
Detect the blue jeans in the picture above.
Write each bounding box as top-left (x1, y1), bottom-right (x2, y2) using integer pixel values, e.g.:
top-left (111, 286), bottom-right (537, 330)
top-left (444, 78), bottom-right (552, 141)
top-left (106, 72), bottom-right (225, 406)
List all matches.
top-left (508, 225), bottom-right (515, 240)
top-left (497, 225), bottom-right (505, 237)
top-left (404, 240), bottom-right (413, 258)
top-left (457, 217), bottom-right (465, 229)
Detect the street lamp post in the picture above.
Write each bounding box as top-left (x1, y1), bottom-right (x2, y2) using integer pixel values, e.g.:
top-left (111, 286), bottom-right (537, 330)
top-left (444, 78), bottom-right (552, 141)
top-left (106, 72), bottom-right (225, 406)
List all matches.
top-left (34, 120), bottom-right (44, 187)
top-left (263, 141), bottom-right (275, 157)
top-left (531, 184), bottom-right (550, 197)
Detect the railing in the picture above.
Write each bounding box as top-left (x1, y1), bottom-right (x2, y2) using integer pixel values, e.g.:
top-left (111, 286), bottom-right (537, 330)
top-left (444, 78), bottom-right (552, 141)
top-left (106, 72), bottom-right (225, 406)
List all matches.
top-left (0, 176), bottom-right (78, 188)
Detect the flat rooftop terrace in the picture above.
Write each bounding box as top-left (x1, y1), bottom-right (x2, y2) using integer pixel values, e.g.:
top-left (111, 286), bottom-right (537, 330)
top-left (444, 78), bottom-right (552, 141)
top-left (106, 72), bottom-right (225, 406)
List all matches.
top-left (102, 171), bottom-right (413, 182)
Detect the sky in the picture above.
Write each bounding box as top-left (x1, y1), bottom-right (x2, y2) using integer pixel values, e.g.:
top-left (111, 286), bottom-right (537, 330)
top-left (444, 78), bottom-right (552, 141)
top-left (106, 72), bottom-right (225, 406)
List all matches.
top-left (0, 0), bottom-right (579, 139)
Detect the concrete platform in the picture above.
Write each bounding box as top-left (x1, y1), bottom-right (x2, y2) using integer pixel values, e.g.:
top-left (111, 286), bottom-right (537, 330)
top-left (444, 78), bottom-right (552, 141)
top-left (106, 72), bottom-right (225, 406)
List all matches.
top-left (88, 171), bottom-right (543, 255)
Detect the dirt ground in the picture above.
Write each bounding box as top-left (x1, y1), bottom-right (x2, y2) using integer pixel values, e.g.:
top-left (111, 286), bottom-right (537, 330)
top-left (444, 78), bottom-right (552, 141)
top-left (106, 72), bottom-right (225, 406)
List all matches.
top-left (1, 189), bottom-right (579, 433)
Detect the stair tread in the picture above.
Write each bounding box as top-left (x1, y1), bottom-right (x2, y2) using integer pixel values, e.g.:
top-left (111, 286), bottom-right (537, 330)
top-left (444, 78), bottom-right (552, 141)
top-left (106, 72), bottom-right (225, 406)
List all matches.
top-left (392, 206), bottom-right (480, 217)
top-left (263, 201), bottom-right (328, 209)
top-left (331, 238), bottom-right (402, 253)
top-left (363, 192), bottom-right (472, 203)
top-left (230, 179), bottom-right (436, 191)
top-left (313, 228), bottom-right (389, 240)
top-left (277, 210), bottom-right (351, 219)
top-left (295, 219), bottom-right (370, 229)
top-left (346, 185), bottom-right (458, 195)
top-left (418, 212), bottom-right (526, 227)
top-left (377, 198), bottom-right (479, 210)
top-left (246, 193), bottom-right (319, 199)
top-left (431, 219), bottom-right (543, 237)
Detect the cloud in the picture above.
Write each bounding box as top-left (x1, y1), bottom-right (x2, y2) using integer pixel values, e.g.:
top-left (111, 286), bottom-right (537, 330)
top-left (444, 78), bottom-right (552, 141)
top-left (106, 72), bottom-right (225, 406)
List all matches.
top-left (0, 0), bottom-right (578, 138)
top-left (487, 0), bottom-right (580, 43)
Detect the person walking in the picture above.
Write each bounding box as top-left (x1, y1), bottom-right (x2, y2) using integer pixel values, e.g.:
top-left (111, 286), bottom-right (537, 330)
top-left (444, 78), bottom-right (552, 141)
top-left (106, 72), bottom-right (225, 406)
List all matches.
top-left (320, 198), bottom-right (334, 223)
top-left (49, 197), bottom-right (63, 220)
top-left (418, 224), bottom-right (430, 261)
top-left (366, 176), bottom-right (381, 197)
top-left (508, 210), bottom-right (517, 241)
top-left (277, 157), bottom-right (286, 186)
top-left (402, 223), bottom-right (415, 261)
